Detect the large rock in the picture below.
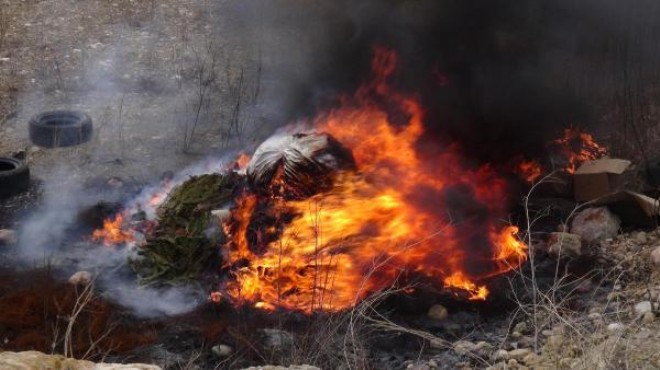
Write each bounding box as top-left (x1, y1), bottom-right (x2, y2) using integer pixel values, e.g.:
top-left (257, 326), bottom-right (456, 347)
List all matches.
top-left (570, 207), bottom-right (620, 245)
top-left (0, 351), bottom-right (161, 369)
top-left (427, 304), bottom-right (448, 321)
top-left (547, 232), bottom-right (583, 257)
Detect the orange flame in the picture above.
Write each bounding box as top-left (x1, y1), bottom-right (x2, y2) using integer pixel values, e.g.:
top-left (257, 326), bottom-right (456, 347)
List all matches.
top-left (235, 152), bottom-right (251, 170)
top-left (515, 160), bottom-right (543, 183)
top-left (223, 47), bottom-right (527, 312)
top-left (91, 214), bottom-right (134, 247)
top-left (554, 127), bottom-right (607, 173)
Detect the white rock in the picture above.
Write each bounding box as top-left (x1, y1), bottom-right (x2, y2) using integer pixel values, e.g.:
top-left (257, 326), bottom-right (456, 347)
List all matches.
top-left (513, 321), bottom-right (528, 333)
top-left (491, 349), bottom-right (509, 361)
top-left (588, 312), bottom-right (602, 320)
top-left (453, 340), bottom-right (475, 355)
top-left (570, 207), bottom-right (620, 245)
top-left (607, 323), bottom-right (625, 332)
top-left (0, 229), bottom-right (18, 246)
top-left (634, 301), bottom-right (653, 315)
top-left (508, 348), bottom-right (531, 361)
top-left (211, 344), bottom-right (233, 358)
top-left (650, 246), bottom-right (660, 267)
top-left (68, 271), bottom-right (92, 286)
top-left (547, 232), bottom-right (583, 257)
top-left (427, 304), bottom-right (448, 321)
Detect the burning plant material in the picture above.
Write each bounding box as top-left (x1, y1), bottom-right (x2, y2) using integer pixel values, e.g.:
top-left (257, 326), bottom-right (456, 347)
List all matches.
top-left (553, 127), bottom-right (609, 174)
top-left (130, 173), bottom-right (244, 285)
top-left (514, 127), bottom-right (608, 184)
top-left (219, 48), bottom-right (528, 312)
top-left (90, 48), bottom-right (529, 313)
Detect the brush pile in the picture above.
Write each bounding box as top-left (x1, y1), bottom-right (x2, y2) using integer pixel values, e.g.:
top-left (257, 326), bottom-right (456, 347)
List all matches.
top-left (129, 133), bottom-right (352, 285)
top-left (130, 173), bottom-right (244, 285)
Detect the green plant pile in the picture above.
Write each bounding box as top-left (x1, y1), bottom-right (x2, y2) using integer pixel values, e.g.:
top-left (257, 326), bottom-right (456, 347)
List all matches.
top-left (130, 172), bottom-right (244, 285)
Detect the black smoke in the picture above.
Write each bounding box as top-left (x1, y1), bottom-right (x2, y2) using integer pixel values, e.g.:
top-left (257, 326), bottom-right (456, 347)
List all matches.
top-left (239, 0), bottom-right (660, 166)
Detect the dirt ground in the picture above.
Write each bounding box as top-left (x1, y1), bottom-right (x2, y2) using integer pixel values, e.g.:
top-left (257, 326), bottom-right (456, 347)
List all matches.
top-left (0, 0), bottom-right (272, 185)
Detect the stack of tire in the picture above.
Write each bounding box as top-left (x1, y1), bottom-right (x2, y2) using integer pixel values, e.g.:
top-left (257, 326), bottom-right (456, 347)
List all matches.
top-left (0, 110), bottom-right (93, 198)
top-left (29, 110), bottom-right (93, 148)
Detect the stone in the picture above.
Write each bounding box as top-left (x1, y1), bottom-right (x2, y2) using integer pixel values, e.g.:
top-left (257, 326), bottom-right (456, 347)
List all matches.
top-left (473, 341), bottom-right (493, 357)
top-left (260, 328), bottom-right (294, 350)
top-left (451, 340), bottom-right (492, 356)
top-left (636, 231), bottom-right (648, 244)
top-left (634, 301), bottom-right (653, 315)
top-left (211, 344), bottom-right (233, 358)
top-left (517, 336), bottom-right (535, 348)
top-left (0, 350), bottom-right (161, 369)
top-left (547, 232), bottom-right (583, 257)
top-left (522, 353), bottom-right (540, 365)
top-left (107, 177), bottom-right (124, 188)
top-left (607, 323), bottom-right (625, 333)
top-left (427, 304), bottom-right (448, 321)
top-left (507, 359), bottom-right (519, 368)
top-left (650, 246), bottom-right (660, 267)
top-left (513, 321), bottom-right (528, 333)
top-left (453, 340), bottom-right (475, 355)
top-left (68, 271), bottom-right (93, 286)
top-left (588, 312), bottom-right (602, 320)
top-left (570, 207), bottom-right (620, 245)
top-left (642, 311), bottom-right (655, 324)
top-left (508, 348), bottom-right (532, 361)
top-left (0, 229), bottom-right (18, 246)
top-left (491, 349), bottom-right (509, 361)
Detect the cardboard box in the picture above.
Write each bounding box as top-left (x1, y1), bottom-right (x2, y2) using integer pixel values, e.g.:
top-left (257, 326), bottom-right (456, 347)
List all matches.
top-left (573, 158), bottom-right (631, 202)
top-left (592, 190), bottom-right (660, 227)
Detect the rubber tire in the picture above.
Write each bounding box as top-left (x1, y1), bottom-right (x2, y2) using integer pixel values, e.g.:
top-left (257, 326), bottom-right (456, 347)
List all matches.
top-left (29, 110), bottom-right (93, 148)
top-left (0, 157), bottom-right (30, 199)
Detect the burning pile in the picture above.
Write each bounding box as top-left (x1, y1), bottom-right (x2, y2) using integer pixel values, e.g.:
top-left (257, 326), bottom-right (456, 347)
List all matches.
top-left (515, 127), bottom-right (609, 184)
top-left (220, 48), bottom-right (527, 311)
top-left (92, 48), bottom-right (530, 313)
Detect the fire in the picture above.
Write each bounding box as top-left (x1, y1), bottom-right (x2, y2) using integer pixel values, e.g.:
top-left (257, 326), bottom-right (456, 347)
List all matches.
top-left (235, 152), bottom-right (251, 170)
top-left (223, 48), bottom-right (528, 312)
top-left (515, 160), bottom-right (543, 183)
top-left (554, 127), bottom-right (607, 174)
top-left (91, 213), bottom-right (134, 247)
top-left (512, 127), bottom-right (607, 182)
